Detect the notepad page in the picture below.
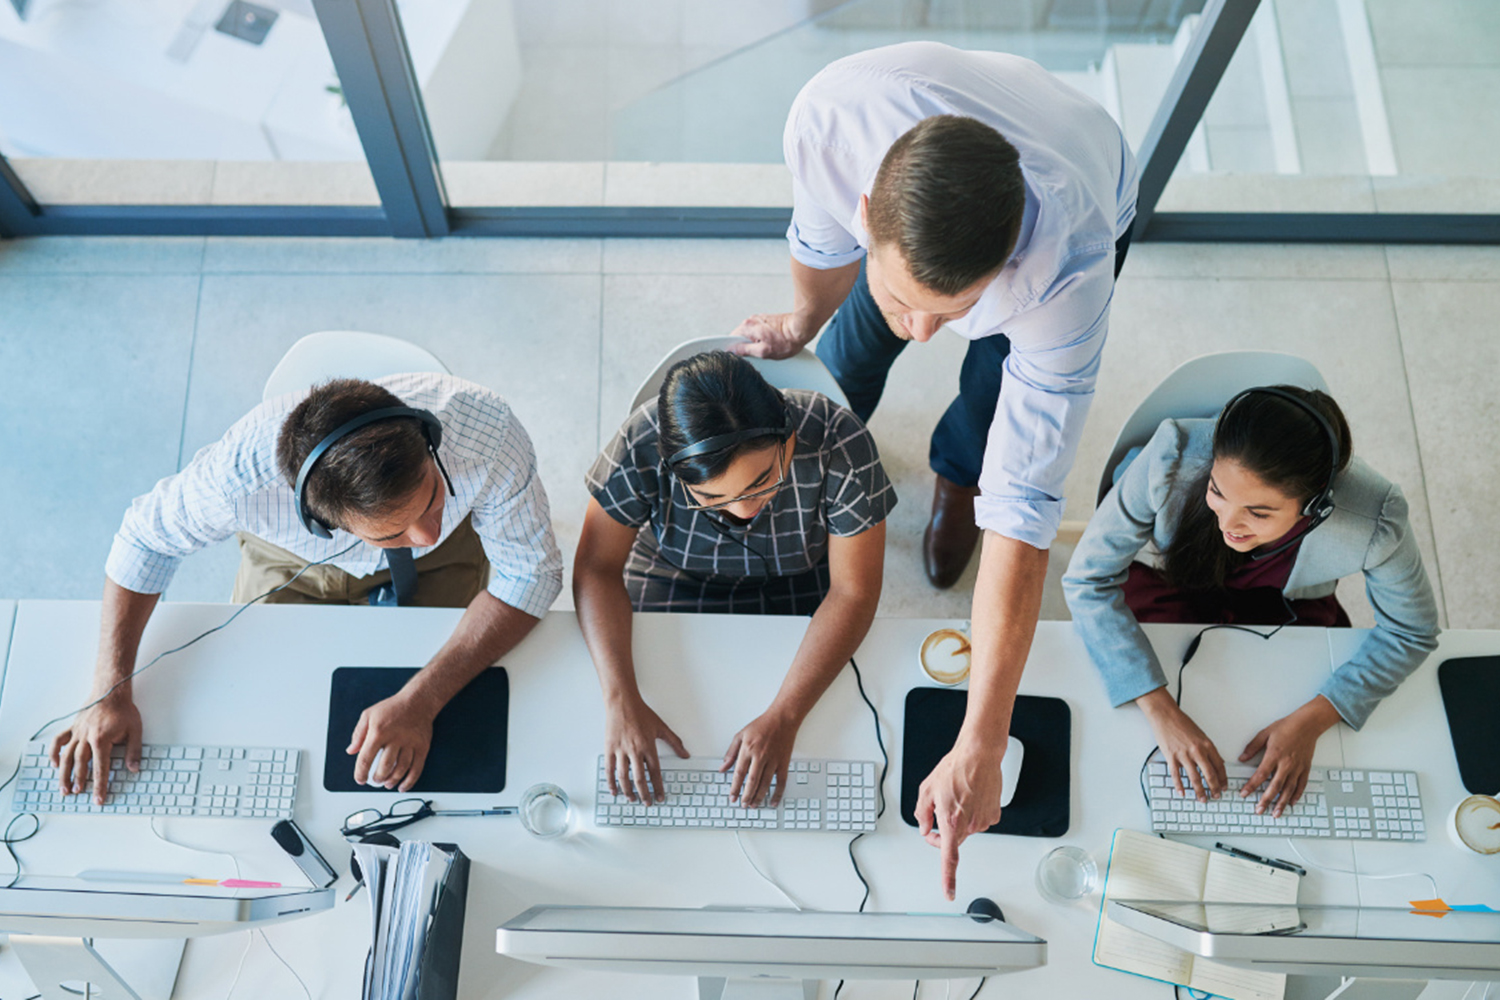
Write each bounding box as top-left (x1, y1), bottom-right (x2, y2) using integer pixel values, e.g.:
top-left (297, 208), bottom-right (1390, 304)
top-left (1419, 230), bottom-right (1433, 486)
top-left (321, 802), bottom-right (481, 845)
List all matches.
top-left (1188, 958), bottom-right (1287, 1000)
top-left (1093, 830), bottom-right (1210, 985)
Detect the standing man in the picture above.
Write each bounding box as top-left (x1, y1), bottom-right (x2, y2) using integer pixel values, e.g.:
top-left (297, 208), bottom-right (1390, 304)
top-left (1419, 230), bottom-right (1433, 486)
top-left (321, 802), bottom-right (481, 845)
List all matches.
top-left (732, 42), bottom-right (1138, 898)
top-left (51, 373), bottom-right (562, 800)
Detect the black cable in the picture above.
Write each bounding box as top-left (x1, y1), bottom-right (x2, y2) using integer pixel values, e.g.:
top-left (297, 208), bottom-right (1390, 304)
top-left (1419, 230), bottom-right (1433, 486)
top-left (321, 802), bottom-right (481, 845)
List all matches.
top-left (1, 813), bottom-right (41, 889)
top-left (966, 978), bottom-right (989, 1000)
top-left (0, 540), bottom-right (361, 801)
top-left (834, 656), bottom-right (890, 1000)
top-left (1138, 594), bottom-right (1299, 811)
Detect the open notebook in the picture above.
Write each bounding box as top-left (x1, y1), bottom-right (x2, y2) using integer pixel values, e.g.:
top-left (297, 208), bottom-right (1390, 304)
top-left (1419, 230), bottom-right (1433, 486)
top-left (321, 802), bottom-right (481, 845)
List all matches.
top-left (1093, 829), bottom-right (1302, 1000)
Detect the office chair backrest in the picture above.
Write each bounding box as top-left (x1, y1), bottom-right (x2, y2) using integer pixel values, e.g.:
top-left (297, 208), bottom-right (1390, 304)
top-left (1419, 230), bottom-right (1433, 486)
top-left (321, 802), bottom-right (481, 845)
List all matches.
top-left (263, 331), bottom-right (451, 402)
top-left (1097, 351), bottom-right (1330, 506)
top-left (627, 336), bottom-right (851, 415)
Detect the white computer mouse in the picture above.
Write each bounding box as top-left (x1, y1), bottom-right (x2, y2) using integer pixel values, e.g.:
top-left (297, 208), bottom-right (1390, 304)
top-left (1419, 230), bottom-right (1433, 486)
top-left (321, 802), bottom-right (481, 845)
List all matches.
top-left (1000, 735), bottom-right (1024, 808)
top-left (365, 748), bottom-right (389, 788)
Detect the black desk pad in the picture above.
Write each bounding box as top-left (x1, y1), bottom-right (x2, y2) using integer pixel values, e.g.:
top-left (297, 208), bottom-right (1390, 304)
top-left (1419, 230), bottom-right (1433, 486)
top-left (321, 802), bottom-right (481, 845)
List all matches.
top-left (900, 688), bottom-right (1070, 838)
top-left (1438, 655), bottom-right (1500, 795)
top-left (323, 666), bottom-right (508, 793)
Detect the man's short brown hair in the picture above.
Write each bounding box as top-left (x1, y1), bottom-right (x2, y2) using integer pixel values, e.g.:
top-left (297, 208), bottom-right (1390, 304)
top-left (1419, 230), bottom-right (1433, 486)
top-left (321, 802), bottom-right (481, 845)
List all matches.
top-left (866, 115), bottom-right (1025, 296)
top-left (276, 379), bottom-right (431, 531)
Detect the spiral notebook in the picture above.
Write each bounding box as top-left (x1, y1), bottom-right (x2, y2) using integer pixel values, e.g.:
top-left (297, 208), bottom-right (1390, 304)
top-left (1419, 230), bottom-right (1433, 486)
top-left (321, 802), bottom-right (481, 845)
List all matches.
top-left (1093, 829), bottom-right (1301, 1000)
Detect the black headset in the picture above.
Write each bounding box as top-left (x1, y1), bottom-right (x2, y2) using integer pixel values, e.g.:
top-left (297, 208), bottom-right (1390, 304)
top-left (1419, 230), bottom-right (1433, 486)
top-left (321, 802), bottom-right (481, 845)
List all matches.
top-left (294, 405), bottom-right (455, 539)
top-left (665, 411), bottom-right (796, 468)
top-left (1216, 386), bottom-right (1341, 561)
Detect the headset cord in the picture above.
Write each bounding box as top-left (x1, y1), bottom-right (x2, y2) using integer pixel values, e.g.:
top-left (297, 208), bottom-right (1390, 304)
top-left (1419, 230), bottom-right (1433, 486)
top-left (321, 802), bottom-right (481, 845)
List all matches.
top-left (0, 540), bottom-right (361, 804)
top-left (1138, 592), bottom-right (1299, 809)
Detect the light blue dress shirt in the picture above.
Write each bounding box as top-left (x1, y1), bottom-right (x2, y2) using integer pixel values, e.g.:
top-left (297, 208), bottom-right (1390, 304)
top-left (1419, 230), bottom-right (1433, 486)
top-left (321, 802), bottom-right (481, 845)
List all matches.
top-left (783, 41), bottom-right (1139, 547)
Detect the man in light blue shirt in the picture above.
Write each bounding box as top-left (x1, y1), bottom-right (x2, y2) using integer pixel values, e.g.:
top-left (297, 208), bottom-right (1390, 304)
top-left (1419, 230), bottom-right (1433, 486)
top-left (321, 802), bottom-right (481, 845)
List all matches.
top-left (733, 42), bottom-right (1138, 899)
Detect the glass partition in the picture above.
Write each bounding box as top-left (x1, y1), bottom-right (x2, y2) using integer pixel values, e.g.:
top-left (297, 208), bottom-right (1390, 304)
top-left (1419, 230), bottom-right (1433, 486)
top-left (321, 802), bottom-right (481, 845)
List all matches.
top-left (0, 0), bottom-right (376, 206)
top-left (1155, 0), bottom-right (1500, 215)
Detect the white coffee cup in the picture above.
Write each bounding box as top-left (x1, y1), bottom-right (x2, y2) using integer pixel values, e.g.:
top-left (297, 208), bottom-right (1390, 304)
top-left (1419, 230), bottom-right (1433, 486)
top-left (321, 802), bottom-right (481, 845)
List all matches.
top-left (1449, 794), bottom-right (1500, 855)
top-left (919, 626), bottom-right (972, 686)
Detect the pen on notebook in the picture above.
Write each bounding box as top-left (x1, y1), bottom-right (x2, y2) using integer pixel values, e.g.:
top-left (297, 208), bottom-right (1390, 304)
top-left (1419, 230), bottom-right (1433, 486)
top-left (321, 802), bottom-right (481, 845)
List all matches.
top-left (1214, 842), bottom-right (1306, 876)
top-left (345, 880), bottom-right (365, 903)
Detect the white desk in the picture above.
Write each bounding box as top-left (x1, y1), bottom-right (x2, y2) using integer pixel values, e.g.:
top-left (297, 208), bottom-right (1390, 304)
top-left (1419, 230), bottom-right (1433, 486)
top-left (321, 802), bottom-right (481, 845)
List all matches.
top-left (0, 601), bottom-right (1490, 999)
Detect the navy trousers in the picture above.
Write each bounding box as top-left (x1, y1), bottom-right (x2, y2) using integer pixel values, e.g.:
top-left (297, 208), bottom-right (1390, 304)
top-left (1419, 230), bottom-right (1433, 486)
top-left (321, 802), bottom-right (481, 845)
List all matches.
top-left (815, 232), bottom-right (1131, 488)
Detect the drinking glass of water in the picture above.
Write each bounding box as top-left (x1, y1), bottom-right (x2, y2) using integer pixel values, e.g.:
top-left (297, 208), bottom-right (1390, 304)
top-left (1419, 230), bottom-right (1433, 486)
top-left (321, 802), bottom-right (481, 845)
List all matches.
top-left (1035, 845), bottom-right (1098, 903)
top-left (519, 783), bottom-right (573, 840)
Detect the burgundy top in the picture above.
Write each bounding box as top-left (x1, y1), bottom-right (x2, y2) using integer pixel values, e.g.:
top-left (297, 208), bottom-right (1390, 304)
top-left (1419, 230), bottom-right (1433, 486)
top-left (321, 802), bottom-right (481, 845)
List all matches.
top-left (1122, 518), bottom-right (1350, 628)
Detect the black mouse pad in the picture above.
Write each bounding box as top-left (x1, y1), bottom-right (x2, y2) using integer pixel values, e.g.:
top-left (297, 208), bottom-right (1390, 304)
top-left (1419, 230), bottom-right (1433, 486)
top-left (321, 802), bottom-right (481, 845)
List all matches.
top-left (323, 666), bottom-right (508, 793)
top-left (1438, 655), bottom-right (1500, 795)
top-left (900, 688), bottom-right (1070, 838)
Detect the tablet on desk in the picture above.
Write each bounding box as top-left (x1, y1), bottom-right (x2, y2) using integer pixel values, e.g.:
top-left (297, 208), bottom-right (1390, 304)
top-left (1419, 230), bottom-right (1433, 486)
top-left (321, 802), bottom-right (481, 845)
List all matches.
top-left (323, 666), bottom-right (509, 794)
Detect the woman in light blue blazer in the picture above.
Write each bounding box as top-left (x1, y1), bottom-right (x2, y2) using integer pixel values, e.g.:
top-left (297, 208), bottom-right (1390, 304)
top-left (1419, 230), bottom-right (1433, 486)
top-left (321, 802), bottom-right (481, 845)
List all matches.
top-left (1063, 386), bottom-right (1439, 816)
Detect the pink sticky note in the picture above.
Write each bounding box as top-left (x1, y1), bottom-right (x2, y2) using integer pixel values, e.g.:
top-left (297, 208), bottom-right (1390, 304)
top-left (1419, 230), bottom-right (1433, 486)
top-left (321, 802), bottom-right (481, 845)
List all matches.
top-left (220, 879), bottom-right (281, 889)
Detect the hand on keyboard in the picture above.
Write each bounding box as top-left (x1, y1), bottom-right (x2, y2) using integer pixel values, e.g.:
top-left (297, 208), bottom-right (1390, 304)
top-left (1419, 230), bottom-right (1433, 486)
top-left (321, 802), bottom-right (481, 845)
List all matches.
top-left (1138, 690), bottom-right (1226, 802)
top-left (722, 710), bottom-right (799, 808)
top-left (49, 694), bottom-right (143, 805)
top-left (1238, 697), bottom-right (1342, 817)
top-left (602, 695), bottom-right (689, 803)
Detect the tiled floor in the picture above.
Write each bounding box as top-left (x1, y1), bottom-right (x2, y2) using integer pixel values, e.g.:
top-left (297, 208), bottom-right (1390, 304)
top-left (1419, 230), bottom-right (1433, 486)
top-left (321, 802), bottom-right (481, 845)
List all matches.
top-left (1, 236), bottom-right (1496, 633)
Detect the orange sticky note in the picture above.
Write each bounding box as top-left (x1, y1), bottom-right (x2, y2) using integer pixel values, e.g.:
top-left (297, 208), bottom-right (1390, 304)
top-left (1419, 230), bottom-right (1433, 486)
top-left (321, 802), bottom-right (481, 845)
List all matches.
top-left (1409, 898), bottom-right (1450, 917)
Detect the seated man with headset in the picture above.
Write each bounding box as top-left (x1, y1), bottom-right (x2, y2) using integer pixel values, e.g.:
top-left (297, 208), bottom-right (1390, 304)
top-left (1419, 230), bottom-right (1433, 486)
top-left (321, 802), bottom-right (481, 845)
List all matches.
top-left (50, 374), bottom-right (563, 799)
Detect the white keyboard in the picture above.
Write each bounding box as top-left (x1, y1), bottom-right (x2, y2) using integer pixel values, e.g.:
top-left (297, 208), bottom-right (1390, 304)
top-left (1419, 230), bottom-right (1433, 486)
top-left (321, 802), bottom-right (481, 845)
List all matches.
top-left (1148, 761), bottom-right (1425, 841)
top-left (595, 756), bottom-right (878, 832)
top-left (11, 742), bottom-right (301, 819)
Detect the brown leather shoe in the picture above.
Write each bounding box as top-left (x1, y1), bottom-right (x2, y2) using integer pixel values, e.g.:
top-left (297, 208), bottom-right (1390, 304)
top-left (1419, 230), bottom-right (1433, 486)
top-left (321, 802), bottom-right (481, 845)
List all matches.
top-left (923, 474), bottom-right (982, 589)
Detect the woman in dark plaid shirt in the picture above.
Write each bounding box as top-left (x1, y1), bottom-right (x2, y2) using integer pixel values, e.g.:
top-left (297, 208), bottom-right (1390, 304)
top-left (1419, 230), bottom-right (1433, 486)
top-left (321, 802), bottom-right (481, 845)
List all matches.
top-left (575, 351), bottom-right (896, 809)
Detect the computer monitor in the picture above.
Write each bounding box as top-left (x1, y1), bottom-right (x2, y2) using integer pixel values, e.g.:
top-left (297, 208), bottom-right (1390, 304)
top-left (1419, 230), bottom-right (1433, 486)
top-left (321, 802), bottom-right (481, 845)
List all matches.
top-left (1109, 900), bottom-right (1500, 982)
top-left (0, 876), bottom-right (334, 1000)
top-left (497, 905), bottom-right (1046, 999)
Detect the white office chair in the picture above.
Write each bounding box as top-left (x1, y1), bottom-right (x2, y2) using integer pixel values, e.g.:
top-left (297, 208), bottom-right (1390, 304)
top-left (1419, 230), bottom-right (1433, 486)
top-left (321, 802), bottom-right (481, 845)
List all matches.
top-left (1095, 350), bottom-right (1330, 506)
top-left (627, 336), bottom-right (851, 414)
top-left (262, 331), bottom-right (450, 402)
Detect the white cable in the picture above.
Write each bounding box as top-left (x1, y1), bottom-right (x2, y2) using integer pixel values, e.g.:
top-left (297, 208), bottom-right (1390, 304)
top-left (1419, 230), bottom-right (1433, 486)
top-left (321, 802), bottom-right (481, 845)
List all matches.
top-left (259, 929), bottom-right (313, 1000)
top-left (1283, 840), bottom-right (1438, 899)
top-left (149, 816), bottom-right (243, 881)
top-left (223, 932), bottom-right (254, 1000)
top-left (734, 830), bottom-right (802, 911)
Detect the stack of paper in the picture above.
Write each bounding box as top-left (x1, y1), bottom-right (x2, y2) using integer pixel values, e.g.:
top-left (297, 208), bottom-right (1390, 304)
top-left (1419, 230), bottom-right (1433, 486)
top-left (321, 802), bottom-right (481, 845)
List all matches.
top-left (352, 840), bottom-right (457, 1000)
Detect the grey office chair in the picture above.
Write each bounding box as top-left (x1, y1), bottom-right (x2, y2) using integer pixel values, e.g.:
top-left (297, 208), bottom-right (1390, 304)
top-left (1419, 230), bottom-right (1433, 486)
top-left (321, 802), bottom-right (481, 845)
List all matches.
top-left (263, 331), bottom-right (449, 402)
top-left (627, 336), bottom-right (850, 415)
top-left (1096, 351), bottom-right (1330, 506)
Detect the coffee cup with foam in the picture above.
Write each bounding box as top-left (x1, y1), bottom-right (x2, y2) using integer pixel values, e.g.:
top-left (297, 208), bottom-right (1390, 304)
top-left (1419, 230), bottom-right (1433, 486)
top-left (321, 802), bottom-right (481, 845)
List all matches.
top-left (919, 625), bottom-right (972, 686)
top-left (1449, 794), bottom-right (1500, 855)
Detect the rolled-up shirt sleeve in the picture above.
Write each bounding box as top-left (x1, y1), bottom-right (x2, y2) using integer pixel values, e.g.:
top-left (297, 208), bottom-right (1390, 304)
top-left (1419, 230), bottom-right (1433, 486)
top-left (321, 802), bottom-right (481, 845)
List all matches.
top-left (105, 439), bottom-right (247, 595)
top-left (469, 417), bottom-right (564, 619)
top-left (973, 248), bottom-right (1114, 548)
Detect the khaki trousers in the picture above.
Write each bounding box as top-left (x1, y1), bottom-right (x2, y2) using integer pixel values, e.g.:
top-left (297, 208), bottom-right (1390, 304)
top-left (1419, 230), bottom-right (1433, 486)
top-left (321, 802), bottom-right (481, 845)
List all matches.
top-left (231, 516), bottom-right (490, 608)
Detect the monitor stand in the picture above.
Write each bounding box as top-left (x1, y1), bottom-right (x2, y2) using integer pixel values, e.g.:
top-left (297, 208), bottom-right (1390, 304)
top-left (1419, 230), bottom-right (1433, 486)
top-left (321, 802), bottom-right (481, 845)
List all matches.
top-left (9, 935), bottom-right (186, 1000)
top-left (699, 977), bottom-right (818, 1000)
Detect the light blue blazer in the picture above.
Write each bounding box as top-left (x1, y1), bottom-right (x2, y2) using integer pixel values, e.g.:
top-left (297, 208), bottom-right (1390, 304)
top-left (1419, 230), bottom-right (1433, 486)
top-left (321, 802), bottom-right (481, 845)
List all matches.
top-left (1062, 419), bottom-right (1440, 729)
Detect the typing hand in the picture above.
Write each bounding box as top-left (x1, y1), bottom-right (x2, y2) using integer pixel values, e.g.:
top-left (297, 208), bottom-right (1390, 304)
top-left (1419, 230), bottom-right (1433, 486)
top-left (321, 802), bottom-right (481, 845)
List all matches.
top-left (1138, 689), bottom-right (1226, 801)
top-left (348, 692), bottom-right (435, 793)
top-left (721, 710), bottom-right (798, 809)
top-left (50, 694), bottom-right (143, 805)
top-left (915, 739), bottom-right (1005, 901)
top-left (1239, 697), bottom-right (1341, 818)
top-left (603, 696), bottom-right (688, 804)
top-left (728, 313), bottom-right (810, 361)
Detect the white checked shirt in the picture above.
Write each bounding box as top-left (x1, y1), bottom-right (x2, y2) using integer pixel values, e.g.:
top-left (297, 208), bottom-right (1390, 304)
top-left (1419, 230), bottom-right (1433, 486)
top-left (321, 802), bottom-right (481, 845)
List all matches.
top-left (784, 42), bottom-right (1140, 548)
top-left (105, 373), bottom-right (564, 618)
